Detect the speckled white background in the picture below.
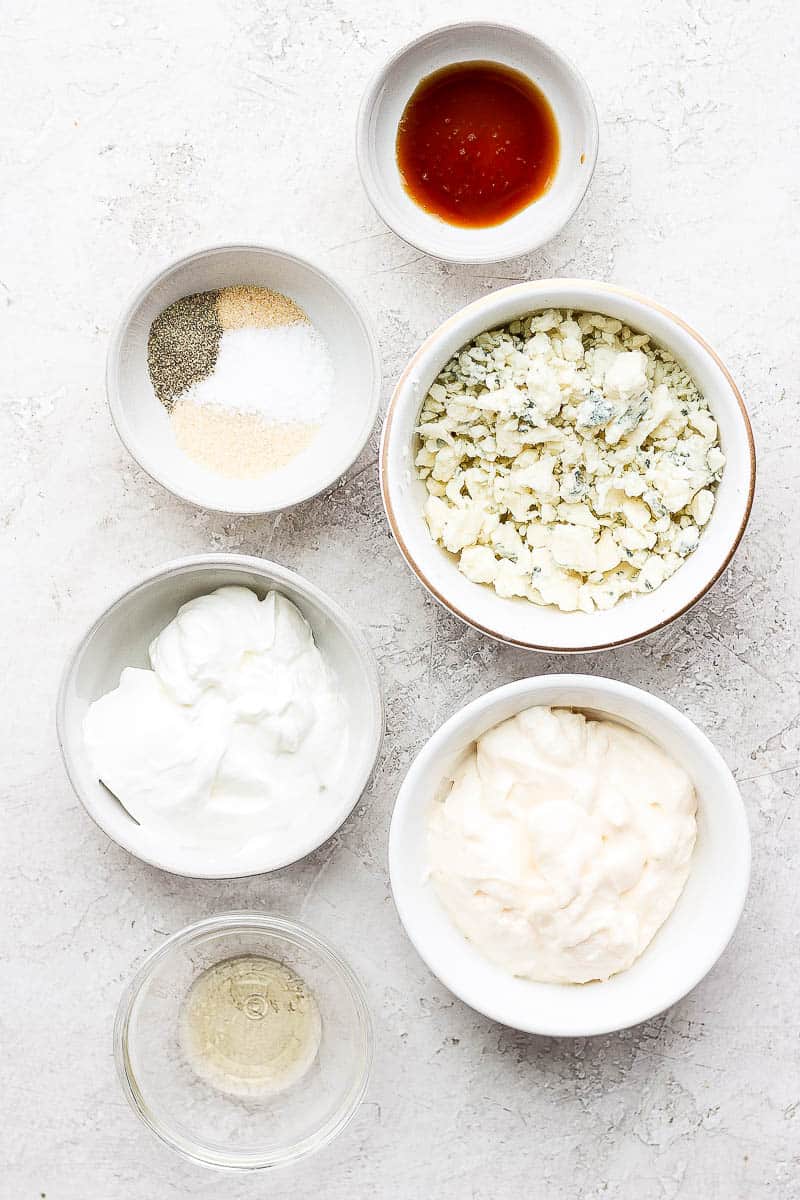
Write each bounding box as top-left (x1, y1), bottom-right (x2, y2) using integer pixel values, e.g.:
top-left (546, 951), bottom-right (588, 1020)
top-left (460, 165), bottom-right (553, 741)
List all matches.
top-left (2, 0), bottom-right (798, 1196)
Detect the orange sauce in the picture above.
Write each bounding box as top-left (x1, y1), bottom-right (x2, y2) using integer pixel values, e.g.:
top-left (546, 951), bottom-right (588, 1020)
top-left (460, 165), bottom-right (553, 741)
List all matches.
top-left (396, 61), bottom-right (560, 228)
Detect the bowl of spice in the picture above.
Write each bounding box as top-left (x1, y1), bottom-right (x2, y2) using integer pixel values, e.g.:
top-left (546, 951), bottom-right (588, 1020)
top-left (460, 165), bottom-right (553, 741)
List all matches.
top-left (356, 23), bottom-right (598, 264)
top-left (115, 912), bottom-right (373, 1169)
top-left (107, 245), bottom-right (380, 513)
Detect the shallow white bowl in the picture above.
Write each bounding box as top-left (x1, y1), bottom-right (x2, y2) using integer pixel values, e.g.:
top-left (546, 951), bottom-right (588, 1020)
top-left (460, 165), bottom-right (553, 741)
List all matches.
top-left (356, 23), bottom-right (598, 263)
top-left (57, 555), bottom-right (384, 878)
top-left (381, 279), bottom-right (756, 652)
top-left (389, 675), bottom-right (750, 1037)
top-left (108, 245), bottom-right (381, 514)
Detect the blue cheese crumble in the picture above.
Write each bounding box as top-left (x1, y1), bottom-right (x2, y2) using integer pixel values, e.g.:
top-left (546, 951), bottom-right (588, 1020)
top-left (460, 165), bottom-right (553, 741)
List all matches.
top-left (415, 310), bottom-right (725, 613)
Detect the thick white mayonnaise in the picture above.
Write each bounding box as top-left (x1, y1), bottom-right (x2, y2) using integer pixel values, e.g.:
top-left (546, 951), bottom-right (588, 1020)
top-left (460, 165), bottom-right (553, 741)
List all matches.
top-left (83, 587), bottom-right (347, 855)
top-left (427, 706), bottom-right (697, 984)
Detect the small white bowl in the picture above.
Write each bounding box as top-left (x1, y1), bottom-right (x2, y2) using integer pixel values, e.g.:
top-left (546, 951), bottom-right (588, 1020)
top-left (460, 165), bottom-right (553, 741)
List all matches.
top-left (381, 279), bottom-right (756, 652)
top-left (356, 23), bottom-right (598, 263)
top-left (57, 555), bottom-right (384, 878)
top-left (389, 675), bottom-right (750, 1037)
top-left (107, 245), bottom-right (381, 514)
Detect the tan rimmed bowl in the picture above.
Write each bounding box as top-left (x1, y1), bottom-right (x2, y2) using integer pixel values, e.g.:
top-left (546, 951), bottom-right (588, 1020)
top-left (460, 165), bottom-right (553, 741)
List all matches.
top-left (380, 280), bottom-right (756, 653)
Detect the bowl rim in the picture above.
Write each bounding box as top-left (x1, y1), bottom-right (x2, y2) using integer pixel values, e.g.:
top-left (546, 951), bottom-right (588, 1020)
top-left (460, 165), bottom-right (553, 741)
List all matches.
top-left (380, 278), bottom-right (757, 652)
top-left (55, 553), bottom-right (385, 879)
top-left (388, 674), bottom-right (752, 1037)
top-left (355, 21), bottom-right (600, 264)
top-left (113, 910), bottom-right (374, 1171)
top-left (106, 242), bottom-right (382, 515)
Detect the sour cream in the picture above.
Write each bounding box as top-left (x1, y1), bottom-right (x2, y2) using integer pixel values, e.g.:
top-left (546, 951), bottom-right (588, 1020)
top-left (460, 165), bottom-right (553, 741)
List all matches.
top-left (427, 706), bottom-right (697, 984)
top-left (83, 587), bottom-right (347, 856)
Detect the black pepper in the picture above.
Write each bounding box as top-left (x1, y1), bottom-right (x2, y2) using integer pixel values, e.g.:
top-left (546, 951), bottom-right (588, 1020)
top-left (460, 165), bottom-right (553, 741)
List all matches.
top-left (147, 290), bottom-right (222, 411)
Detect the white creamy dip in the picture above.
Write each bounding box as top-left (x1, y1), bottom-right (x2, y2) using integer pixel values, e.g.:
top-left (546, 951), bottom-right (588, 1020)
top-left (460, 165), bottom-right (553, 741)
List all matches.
top-left (83, 587), bottom-right (347, 855)
top-left (427, 706), bottom-right (697, 984)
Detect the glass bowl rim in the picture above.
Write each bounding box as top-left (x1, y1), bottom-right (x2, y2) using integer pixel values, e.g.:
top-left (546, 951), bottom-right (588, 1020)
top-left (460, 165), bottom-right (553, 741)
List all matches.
top-left (113, 910), bottom-right (374, 1171)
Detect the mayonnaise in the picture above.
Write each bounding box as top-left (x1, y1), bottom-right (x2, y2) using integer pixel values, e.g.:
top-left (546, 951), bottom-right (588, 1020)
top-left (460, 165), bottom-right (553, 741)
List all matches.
top-left (83, 587), bottom-right (348, 855)
top-left (427, 706), bottom-right (697, 984)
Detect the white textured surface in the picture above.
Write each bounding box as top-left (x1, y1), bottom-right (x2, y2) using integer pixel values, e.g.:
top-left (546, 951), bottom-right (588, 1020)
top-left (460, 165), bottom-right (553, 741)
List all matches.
top-left (1, 0), bottom-right (797, 1196)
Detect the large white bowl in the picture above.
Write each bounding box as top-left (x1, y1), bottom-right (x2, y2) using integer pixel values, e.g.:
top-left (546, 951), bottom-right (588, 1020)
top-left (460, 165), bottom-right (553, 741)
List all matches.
top-left (108, 244), bottom-right (381, 514)
top-left (57, 555), bottom-right (384, 878)
top-left (356, 23), bottom-right (598, 264)
top-left (389, 675), bottom-right (750, 1037)
top-left (381, 280), bottom-right (756, 652)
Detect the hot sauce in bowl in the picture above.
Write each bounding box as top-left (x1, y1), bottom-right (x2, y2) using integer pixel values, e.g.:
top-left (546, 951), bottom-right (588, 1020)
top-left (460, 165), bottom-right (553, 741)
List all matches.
top-left (396, 61), bottom-right (560, 228)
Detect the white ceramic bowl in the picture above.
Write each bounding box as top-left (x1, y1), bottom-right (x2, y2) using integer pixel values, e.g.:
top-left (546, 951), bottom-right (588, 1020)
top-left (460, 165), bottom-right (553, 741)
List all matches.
top-left (356, 23), bottom-right (598, 263)
top-left (389, 675), bottom-right (750, 1037)
top-left (57, 555), bottom-right (384, 878)
top-left (107, 244), bottom-right (381, 514)
top-left (381, 279), bottom-right (756, 652)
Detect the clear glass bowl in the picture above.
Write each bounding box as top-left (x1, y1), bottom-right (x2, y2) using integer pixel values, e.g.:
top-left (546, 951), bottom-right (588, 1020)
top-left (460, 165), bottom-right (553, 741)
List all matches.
top-left (114, 912), bottom-right (373, 1170)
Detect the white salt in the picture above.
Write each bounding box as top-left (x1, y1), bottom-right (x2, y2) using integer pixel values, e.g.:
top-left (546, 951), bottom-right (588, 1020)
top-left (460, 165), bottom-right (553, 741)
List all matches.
top-left (183, 323), bottom-right (334, 424)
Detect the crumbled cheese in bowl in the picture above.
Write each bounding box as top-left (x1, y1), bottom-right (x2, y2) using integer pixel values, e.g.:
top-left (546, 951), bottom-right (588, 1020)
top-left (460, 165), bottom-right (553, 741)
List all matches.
top-left (414, 310), bottom-right (725, 612)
